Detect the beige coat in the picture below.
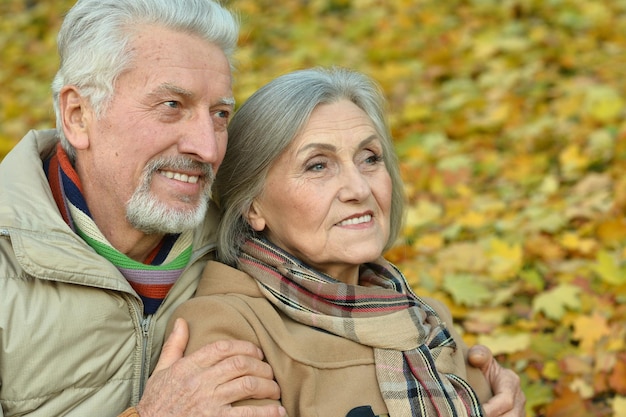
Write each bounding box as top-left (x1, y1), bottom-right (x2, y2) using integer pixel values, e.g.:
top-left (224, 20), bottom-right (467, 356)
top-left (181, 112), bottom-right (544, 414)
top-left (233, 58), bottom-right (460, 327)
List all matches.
top-left (170, 261), bottom-right (493, 417)
top-left (0, 130), bottom-right (218, 416)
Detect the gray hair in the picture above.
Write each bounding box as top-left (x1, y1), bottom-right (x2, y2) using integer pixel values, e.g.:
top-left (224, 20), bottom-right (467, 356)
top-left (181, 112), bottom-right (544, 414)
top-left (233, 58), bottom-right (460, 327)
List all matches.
top-left (52, 0), bottom-right (239, 162)
top-left (215, 67), bottom-right (405, 265)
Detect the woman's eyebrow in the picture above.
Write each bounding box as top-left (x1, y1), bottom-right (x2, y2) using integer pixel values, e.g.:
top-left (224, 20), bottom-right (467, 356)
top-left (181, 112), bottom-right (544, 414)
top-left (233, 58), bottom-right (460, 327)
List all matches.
top-left (298, 142), bottom-right (336, 154)
top-left (297, 134), bottom-right (379, 155)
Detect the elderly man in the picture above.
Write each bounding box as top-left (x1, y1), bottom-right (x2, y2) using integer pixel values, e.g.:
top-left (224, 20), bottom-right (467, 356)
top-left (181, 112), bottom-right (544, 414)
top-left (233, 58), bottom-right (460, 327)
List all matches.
top-left (0, 0), bottom-right (523, 416)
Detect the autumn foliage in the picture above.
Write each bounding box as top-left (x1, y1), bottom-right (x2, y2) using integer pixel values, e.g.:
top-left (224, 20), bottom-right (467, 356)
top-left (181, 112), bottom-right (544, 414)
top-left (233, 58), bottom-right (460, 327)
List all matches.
top-left (1, 1), bottom-right (625, 416)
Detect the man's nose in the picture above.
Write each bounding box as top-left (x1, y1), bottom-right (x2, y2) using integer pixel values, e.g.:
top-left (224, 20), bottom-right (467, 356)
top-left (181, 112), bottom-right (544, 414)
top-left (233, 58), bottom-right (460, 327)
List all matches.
top-left (177, 114), bottom-right (220, 163)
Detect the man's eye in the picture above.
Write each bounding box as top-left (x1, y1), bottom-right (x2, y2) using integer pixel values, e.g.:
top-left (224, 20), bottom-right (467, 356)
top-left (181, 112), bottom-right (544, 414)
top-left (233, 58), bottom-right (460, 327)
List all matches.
top-left (216, 110), bottom-right (230, 119)
top-left (164, 101), bottom-right (179, 109)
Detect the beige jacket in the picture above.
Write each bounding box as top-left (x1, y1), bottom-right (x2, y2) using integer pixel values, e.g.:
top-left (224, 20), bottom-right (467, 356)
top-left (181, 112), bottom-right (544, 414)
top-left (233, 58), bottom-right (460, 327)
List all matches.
top-left (0, 130), bottom-right (218, 416)
top-left (169, 261), bottom-right (493, 417)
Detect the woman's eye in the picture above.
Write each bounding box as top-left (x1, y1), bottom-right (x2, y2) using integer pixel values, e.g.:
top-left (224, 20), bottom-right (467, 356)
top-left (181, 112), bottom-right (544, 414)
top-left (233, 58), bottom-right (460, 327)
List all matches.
top-left (307, 162), bottom-right (326, 172)
top-left (365, 153), bottom-right (383, 164)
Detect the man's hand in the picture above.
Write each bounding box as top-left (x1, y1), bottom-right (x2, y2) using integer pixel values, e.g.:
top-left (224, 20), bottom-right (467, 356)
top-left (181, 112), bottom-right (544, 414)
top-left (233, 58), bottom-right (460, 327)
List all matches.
top-left (136, 318), bottom-right (286, 417)
top-left (468, 344), bottom-right (526, 417)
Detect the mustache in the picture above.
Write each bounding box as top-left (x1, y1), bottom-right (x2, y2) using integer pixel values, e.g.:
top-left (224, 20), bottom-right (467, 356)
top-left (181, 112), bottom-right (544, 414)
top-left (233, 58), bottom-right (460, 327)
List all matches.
top-left (143, 156), bottom-right (215, 183)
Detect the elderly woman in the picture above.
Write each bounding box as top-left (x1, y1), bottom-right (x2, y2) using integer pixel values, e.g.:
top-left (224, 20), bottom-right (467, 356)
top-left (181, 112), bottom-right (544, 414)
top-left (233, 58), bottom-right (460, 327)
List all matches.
top-left (168, 67), bottom-right (521, 416)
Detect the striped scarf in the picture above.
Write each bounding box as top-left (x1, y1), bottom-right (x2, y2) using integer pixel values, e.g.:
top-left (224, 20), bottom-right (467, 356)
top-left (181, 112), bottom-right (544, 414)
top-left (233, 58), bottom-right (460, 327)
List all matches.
top-left (239, 237), bottom-right (485, 417)
top-left (44, 143), bottom-right (192, 314)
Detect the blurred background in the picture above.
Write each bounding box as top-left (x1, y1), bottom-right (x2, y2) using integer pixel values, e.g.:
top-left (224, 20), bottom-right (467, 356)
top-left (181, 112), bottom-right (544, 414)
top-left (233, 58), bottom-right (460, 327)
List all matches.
top-left (1, 1), bottom-right (626, 415)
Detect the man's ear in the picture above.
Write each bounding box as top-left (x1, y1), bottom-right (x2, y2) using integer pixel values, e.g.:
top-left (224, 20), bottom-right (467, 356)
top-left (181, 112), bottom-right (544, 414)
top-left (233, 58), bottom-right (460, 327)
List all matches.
top-left (59, 85), bottom-right (92, 150)
top-left (246, 200), bottom-right (266, 232)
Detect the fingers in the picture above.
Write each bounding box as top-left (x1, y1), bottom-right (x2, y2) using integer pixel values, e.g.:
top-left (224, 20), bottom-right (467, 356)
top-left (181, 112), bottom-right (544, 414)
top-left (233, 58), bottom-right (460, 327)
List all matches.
top-left (228, 405), bottom-right (287, 417)
top-left (467, 344), bottom-right (493, 372)
top-left (189, 340), bottom-right (280, 402)
top-left (482, 382), bottom-right (525, 417)
top-left (153, 318), bottom-right (189, 373)
top-left (481, 390), bottom-right (515, 417)
top-left (137, 338), bottom-right (285, 417)
top-left (470, 345), bottom-right (525, 417)
top-left (148, 302), bottom-right (283, 416)
top-left (191, 338), bottom-right (266, 367)
top-left (215, 372), bottom-right (281, 403)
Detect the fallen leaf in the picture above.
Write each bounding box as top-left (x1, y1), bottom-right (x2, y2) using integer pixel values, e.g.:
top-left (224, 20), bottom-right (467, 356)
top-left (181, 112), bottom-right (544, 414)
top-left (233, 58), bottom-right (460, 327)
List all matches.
top-left (442, 273), bottom-right (491, 307)
top-left (609, 356), bottom-right (626, 395)
top-left (573, 312), bottom-right (611, 353)
top-left (477, 332), bottom-right (531, 355)
top-left (592, 250), bottom-right (626, 286)
top-left (569, 377), bottom-right (595, 399)
top-left (544, 388), bottom-right (588, 417)
top-left (613, 396), bottom-right (626, 417)
top-left (487, 238), bottom-right (523, 281)
top-left (532, 284), bottom-right (581, 320)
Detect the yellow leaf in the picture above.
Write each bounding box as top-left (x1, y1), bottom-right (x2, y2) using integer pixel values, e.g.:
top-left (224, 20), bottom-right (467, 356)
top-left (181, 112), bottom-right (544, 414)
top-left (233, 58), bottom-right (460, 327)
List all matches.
top-left (487, 238), bottom-right (523, 281)
top-left (559, 144), bottom-right (589, 180)
top-left (402, 103), bottom-right (432, 123)
top-left (597, 219), bottom-right (626, 247)
top-left (592, 250), bottom-right (626, 286)
top-left (477, 332), bottom-right (531, 355)
top-left (542, 360), bottom-right (561, 381)
top-left (436, 242), bottom-right (488, 273)
top-left (405, 199), bottom-right (443, 230)
top-left (573, 312), bottom-right (610, 353)
top-left (458, 211), bottom-right (487, 229)
top-left (613, 396), bottom-right (626, 417)
top-left (559, 232), bottom-right (597, 255)
top-left (413, 233), bottom-right (444, 254)
top-left (584, 85), bottom-right (625, 123)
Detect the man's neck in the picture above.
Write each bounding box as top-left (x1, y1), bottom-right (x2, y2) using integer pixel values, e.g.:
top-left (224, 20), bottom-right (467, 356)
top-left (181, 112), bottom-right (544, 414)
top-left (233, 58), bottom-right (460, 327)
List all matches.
top-left (92, 209), bottom-right (164, 263)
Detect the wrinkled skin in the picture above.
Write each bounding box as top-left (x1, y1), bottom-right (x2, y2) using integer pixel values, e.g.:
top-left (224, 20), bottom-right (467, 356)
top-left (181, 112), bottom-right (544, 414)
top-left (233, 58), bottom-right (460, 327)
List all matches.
top-left (468, 345), bottom-right (526, 417)
top-left (136, 319), bottom-right (286, 417)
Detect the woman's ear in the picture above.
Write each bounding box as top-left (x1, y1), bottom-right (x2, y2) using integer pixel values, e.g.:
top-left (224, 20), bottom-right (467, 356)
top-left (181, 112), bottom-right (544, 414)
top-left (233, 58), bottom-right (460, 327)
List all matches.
top-left (246, 200), bottom-right (266, 232)
top-left (59, 85), bottom-right (92, 150)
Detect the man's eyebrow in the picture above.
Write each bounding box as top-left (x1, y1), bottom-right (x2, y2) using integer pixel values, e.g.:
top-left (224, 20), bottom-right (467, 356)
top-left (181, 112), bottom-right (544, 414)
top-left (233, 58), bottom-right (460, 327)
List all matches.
top-left (149, 83), bottom-right (193, 99)
top-left (219, 97), bottom-right (236, 107)
top-left (148, 84), bottom-right (234, 107)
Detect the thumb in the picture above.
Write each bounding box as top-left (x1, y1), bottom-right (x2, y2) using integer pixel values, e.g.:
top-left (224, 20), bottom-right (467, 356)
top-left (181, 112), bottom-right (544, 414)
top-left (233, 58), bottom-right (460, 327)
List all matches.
top-left (467, 344), bottom-right (493, 373)
top-left (154, 318), bottom-right (189, 373)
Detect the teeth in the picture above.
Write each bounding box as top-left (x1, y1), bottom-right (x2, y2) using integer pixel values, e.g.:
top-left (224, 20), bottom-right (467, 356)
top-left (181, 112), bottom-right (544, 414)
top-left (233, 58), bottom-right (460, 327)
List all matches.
top-left (160, 170), bottom-right (199, 184)
top-left (338, 214), bottom-right (371, 226)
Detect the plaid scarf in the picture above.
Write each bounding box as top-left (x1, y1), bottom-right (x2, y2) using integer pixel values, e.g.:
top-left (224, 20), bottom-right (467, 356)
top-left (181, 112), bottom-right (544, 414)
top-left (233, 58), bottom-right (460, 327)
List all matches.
top-left (239, 237), bottom-right (485, 417)
top-left (44, 143), bottom-right (192, 315)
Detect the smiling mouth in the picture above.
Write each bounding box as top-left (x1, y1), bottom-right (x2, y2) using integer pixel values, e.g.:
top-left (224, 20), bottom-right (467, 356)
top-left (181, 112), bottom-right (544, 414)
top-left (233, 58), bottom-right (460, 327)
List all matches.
top-left (159, 170), bottom-right (200, 184)
top-left (337, 214), bottom-right (372, 226)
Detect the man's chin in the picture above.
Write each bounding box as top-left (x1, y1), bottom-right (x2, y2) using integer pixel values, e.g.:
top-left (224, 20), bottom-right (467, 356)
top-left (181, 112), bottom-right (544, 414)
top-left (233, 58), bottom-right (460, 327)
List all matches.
top-left (127, 201), bottom-right (208, 235)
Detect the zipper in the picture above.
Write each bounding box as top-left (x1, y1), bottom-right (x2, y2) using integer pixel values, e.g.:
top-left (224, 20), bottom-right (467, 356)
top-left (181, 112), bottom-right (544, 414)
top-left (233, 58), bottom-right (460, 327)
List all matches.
top-left (132, 244), bottom-right (214, 399)
top-left (139, 314), bottom-right (152, 397)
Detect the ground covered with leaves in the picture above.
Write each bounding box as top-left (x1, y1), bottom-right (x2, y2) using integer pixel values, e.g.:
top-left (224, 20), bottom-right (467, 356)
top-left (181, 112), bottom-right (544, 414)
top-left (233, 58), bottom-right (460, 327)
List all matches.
top-left (1, 1), bottom-right (625, 416)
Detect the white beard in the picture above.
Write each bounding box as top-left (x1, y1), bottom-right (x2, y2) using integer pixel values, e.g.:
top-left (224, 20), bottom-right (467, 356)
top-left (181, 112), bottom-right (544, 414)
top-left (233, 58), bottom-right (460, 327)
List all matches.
top-left (126, 156), bottom-right (214, 234)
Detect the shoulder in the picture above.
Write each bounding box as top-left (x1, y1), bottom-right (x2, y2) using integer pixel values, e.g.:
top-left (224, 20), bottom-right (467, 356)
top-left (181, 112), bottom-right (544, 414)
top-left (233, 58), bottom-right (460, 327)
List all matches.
top-left (419, 296), bottom-right (455, 323)
top-left (195, 260), bottom-right (260, 296)
top-left (169, 264), bottom-right (274, 353)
